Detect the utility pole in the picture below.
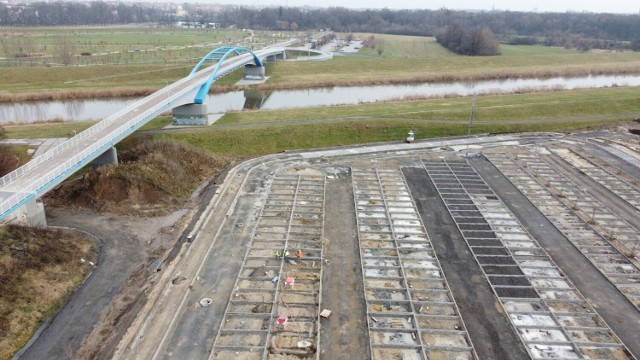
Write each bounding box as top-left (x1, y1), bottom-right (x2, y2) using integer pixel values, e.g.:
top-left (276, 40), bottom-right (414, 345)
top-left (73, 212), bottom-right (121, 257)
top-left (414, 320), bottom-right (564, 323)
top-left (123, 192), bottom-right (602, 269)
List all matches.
top-left (468, 93), bottom-right (476, 136)
top-left (464, 93), bottom-right (476, 157)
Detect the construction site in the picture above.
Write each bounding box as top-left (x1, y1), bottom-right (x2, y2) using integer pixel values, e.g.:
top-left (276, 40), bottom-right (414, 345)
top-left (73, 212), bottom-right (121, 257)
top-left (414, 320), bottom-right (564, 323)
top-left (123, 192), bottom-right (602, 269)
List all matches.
top-left (113, 129), bottom-right (640, 360)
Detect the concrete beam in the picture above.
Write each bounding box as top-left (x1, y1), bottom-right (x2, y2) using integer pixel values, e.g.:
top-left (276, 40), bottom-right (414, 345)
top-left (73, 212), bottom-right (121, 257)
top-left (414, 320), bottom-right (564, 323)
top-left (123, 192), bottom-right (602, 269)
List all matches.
top-left (265, 52), bottom-right (286, 62)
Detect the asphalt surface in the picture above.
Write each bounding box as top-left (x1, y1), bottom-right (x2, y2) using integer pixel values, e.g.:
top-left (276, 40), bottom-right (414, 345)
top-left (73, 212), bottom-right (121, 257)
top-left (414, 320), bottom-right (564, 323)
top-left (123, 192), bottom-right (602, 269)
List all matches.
top-left (20, 209), bottom-right (184, 360)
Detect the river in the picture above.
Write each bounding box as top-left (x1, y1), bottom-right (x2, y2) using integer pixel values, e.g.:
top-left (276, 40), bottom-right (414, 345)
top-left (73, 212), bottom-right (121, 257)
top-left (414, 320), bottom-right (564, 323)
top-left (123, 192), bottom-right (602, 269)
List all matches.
top-left (1, 74), bottom-right (639, 124)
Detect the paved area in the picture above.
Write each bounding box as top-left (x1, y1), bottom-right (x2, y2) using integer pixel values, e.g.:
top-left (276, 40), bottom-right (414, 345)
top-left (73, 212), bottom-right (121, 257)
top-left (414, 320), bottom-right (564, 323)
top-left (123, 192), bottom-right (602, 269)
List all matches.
top-left (57, 130), bottom-right (640, 360)
top-left (1, 138), bottom-right (67, 157)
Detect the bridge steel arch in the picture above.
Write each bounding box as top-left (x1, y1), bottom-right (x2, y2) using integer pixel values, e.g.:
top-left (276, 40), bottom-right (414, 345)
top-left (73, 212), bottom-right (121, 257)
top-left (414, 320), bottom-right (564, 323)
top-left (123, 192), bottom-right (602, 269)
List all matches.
top-left (0, 44), bottom-right (286, 223)
top-left (191, 46), bottom-right (263, 104)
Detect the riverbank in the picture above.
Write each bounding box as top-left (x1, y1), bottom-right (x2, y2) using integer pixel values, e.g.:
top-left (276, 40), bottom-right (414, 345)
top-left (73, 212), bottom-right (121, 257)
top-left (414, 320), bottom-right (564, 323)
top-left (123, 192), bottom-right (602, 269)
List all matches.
top-left (2, 64), bottom-right (639, 104)
top-left (4, 86), bottom-right (638, 141)
top-left (2, 35), bottom-right (640, 103)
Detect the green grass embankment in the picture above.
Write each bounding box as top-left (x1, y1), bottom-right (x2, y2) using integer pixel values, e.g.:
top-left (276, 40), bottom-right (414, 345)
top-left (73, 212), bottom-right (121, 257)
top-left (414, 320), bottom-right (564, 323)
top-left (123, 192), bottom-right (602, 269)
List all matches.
top-left (265, 36), bottom-right (640, 88)
top-left (159, 118), bottom-right (621, 158)
top-left (7, 87), bottom-right (638, 143)
top-left (155, 86), bottom-right (638, 157)
top-left (216, 87), bottom-right (640, 126)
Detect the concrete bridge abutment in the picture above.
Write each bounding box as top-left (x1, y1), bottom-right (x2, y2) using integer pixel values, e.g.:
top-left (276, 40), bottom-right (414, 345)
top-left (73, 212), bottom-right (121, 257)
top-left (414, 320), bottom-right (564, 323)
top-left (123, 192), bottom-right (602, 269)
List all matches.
top-left (3, 197), bottom-right (47, 228)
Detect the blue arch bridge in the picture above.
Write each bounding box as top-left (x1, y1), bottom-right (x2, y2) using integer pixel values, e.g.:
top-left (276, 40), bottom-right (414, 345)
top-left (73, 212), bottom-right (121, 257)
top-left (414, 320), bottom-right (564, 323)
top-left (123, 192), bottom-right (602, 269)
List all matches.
top-left (0, 41), bottom-right (311, 226)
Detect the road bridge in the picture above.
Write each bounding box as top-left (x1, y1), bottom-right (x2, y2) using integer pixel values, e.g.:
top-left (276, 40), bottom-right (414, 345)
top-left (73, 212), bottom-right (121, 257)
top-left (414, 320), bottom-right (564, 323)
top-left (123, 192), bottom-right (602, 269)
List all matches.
top-left (0, 40), bottom-right (319, 226)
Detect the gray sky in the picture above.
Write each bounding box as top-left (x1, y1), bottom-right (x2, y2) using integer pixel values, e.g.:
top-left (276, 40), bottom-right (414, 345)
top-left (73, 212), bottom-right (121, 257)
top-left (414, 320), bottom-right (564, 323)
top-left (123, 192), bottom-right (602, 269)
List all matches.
top-left (224, 0), bottom-right (639, 14)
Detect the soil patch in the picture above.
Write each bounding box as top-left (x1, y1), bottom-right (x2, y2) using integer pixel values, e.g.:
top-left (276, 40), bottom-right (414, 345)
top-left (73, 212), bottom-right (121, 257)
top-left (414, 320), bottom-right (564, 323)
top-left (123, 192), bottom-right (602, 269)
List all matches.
top-left (0, 225), bottom-right (97, 359)
top-left (46, 138), bottom-right (233, 216)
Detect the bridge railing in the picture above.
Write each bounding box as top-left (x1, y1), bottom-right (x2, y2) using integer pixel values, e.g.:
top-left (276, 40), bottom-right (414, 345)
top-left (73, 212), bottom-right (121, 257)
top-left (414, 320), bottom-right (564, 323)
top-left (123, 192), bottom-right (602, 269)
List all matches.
top-left (0, 75), bottom-right (199, 216)
top-left (0, 69), bottom-right (201, 190)
top-left (0, 47), bottom-right (286, 218)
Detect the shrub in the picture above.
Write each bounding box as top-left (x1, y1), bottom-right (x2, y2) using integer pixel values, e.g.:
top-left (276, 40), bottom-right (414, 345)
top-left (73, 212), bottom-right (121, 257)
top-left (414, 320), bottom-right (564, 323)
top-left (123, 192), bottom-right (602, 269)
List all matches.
top-left (436, 23), bottom-right (500, 56)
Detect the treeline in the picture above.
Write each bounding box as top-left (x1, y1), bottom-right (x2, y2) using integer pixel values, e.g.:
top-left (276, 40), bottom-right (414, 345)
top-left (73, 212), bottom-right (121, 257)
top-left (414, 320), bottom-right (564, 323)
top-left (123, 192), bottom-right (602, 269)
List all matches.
top-left (0, 2), bottom-right (164, 25)
top-left (436, 24), bottom-right (500, 55)
top-left (1, 2), bottom-right (639, 46)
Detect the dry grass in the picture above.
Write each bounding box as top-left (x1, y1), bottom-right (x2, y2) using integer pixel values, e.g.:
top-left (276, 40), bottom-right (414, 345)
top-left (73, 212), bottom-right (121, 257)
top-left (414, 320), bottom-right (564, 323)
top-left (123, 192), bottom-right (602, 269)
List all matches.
top-left (0, 225), bottom-right (96, 359)
top-left (46, 138), bottom-right (234, 216)
top-left (257, 64), bottom-right (640, 92)
top-left (2, 35), bottom-right (639, 103)
top-left (0, 87), bottom-right (158, 103)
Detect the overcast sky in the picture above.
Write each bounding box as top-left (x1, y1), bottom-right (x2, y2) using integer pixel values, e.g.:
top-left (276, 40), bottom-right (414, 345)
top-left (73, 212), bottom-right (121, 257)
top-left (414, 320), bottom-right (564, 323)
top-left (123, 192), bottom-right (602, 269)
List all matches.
top-left (218, 0), bottom-right (639, 14)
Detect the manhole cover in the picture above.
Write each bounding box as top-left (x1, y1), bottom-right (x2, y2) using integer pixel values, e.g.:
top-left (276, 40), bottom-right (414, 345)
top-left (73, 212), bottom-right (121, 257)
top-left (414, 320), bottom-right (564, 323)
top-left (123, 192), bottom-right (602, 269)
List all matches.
top-left (200, 298), bottom-right (213, 307)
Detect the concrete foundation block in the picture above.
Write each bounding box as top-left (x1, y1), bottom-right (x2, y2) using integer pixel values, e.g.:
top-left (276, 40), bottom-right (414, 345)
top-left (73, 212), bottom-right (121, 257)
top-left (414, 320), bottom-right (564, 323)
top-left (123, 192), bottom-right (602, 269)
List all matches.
top-left (172, 103), bottom-right (209, 125)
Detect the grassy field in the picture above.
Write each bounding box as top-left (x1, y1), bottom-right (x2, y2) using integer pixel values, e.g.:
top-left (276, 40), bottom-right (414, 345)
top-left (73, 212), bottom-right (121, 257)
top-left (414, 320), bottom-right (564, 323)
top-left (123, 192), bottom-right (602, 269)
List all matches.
top-left (0, 27), bottom-right (293, 65)
top-left (156, 86), bottom-right (638, 157)
top-left (4, 121), bottom-right (97, 139)
top-left (266, 37), bottom-right (640, 87)
top-left (216, 87), bottom-right (640, 125)
top-left (1, 30), bottom-right (639, 98)
top-left (0, 26), bottom-right (295, 97)
top-left (356, 33), bottom-right (580, 58)
top-left (159, 117), bottom-right (624, 158)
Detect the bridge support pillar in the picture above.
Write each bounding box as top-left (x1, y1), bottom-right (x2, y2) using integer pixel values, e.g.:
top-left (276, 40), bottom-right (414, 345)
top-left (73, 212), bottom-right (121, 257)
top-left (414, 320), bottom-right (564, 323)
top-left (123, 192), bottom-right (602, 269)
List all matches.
top-left (92, 146), bottom-right (118, 169)
top-left (243, 64), bottom-right (265, 80)
top-left (25, 198), bottom-right (47, 227)
top-left (5, 198), bottom-right (47, 228)
top-left (172, 103), bottom-right (209, 126)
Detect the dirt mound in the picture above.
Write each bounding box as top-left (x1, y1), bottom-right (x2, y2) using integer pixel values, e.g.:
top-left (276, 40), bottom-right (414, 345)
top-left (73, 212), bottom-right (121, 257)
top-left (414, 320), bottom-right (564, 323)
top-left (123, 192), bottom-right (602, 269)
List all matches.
top-left (47, 138), bottom-right (233, 216)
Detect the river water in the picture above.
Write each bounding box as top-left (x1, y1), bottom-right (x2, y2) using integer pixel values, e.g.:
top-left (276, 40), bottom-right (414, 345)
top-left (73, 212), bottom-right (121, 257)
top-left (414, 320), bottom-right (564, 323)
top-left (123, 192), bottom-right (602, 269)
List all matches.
top-left (1, 74), bottom-right (639, 124)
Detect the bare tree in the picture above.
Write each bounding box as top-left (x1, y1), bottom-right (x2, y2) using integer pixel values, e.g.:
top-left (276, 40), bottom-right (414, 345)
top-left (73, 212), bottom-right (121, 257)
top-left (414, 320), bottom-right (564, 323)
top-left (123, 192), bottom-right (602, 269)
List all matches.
top-left (437, 23), bottom-right (499, 56)
top-left (55, 36), bottom-right (76, 65)
top-left (345, 32), bottom-right (354, 43)
top-left (464, 26), bottom-right (499, 56)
